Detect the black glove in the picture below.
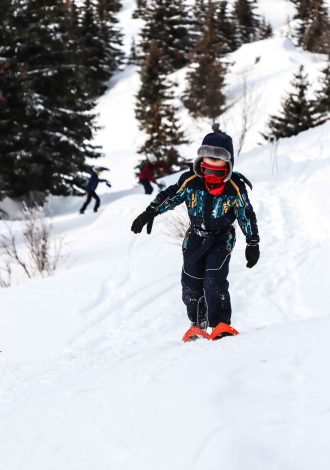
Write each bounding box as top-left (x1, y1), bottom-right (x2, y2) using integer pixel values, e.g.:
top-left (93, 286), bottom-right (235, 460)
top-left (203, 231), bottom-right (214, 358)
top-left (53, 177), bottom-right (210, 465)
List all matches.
top-left (245, 235), bottom-right (260, 268)
top-left (131, 203), bottom-right (159, 235)
top-left (106, 182), bottom-right (111, 188)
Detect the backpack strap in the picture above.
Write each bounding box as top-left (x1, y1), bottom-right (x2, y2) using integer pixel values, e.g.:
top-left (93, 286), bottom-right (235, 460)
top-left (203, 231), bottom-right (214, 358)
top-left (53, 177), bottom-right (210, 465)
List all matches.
top-left (229, 179), bottom-right (244, 206)
top-left (234, 171), bottom-right (253, 190)
top-left (176, 174), bottom-right (198, 193)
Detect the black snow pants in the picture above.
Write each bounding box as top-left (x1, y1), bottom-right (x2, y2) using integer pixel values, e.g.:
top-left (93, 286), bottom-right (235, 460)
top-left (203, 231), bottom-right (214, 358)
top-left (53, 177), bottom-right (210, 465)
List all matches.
top-left (139, 179), bottom-right (154, 195)
top-left (80, 191), bottom-right (100, 213)
top-left (181, 227), bottom-right (235, 328)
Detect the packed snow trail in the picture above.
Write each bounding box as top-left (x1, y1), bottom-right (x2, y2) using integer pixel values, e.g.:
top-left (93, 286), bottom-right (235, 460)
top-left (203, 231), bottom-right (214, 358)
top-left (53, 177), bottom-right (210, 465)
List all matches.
top-left (1, 298), bottom-right (330, 470)
top-left (1, 123), bottom-right (330, 468)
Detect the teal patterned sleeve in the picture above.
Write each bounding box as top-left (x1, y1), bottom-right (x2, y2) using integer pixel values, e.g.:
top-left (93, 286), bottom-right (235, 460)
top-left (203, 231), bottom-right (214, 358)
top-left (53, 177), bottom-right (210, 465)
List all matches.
top-left (153, 172), bottom-right (196, 214)
top-left (158, 185), bottom-right (187, 214)
top-left (235, 186), bottom-right (259, 238)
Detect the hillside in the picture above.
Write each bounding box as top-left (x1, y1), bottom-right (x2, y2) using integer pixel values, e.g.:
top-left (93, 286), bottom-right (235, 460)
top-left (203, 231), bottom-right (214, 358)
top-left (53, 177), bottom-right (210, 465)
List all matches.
top-left (1, 1), bottom-right (330, 469)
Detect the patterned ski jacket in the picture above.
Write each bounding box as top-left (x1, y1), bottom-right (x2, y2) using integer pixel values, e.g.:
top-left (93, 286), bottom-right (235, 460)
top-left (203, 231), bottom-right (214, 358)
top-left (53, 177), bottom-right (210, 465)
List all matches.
top-left (153, 169), bottom-right (259, 241)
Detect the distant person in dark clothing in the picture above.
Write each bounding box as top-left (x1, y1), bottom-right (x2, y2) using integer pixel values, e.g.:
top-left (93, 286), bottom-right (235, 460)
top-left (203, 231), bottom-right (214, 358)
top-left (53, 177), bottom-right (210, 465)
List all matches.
top-left (138, 155), bottom-right (164, 194)
top-left (80, 169), bottom-right (111, 214)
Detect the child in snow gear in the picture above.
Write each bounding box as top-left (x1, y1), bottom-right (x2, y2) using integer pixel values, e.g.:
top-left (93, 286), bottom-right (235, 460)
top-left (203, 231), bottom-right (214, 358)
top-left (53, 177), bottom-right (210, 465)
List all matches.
top-left (138, 156), bottom-right (165, 194)
top-left (80, 169), bottom-right (111, 214)
top-left (131, 128), bottom-right (260, 341)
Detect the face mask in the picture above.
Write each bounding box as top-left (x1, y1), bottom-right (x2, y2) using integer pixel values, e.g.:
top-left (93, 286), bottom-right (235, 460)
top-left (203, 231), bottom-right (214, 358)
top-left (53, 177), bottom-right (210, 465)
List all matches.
top-left (200, 162), bottom-right (229, 196)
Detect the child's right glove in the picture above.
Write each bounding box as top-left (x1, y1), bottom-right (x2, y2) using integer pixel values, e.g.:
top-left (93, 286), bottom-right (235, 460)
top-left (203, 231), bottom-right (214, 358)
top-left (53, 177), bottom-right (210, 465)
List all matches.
top-left (131, 203), bottom-right (159, 234)
top-left (245, 235), bottom-right (260, 268)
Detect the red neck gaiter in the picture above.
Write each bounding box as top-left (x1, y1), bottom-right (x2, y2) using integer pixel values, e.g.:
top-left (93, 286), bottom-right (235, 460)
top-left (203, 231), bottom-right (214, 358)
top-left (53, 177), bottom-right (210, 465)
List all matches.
top-left (200, 162), bottom-right (229, 196)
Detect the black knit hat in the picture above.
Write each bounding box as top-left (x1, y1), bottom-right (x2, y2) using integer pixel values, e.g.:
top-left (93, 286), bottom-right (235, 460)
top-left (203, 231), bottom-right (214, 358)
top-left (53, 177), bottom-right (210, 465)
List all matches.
top-left (194, 131), bottom-right (234, 181)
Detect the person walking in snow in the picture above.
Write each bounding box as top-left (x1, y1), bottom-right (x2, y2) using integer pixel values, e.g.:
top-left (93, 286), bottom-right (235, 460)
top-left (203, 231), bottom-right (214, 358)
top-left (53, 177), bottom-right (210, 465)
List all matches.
top-left (79, 169), bottom-right (111, 214)
top-left (131, 128), bottom-right (260, 341)
top-left (137, 155), bottom-right (165, 194)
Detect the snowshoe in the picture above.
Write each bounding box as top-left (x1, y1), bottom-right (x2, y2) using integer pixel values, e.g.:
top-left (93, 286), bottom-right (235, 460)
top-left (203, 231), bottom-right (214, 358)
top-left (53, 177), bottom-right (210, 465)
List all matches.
top-left (209, 323), bottom-right (239, 341)
top-left (182, 323), bottom-right (210, 342)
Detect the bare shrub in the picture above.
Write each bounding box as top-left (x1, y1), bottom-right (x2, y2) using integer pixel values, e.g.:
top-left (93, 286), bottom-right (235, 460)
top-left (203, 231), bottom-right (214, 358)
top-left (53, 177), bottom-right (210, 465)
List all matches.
top-left (0, 225), bottom-right (32, 278)
top-left (0, 205), bottom-right (64, 285)
top-left (223, 67), bottom-right (262, 156)
top-left (162, 205), bottom-right (190, 242)
top-left (0, 261), bottom-right (12, 288)
top-left (22, 205), bottom-right (63, 276)
top-left (0, 208), bottom-right (9, 220)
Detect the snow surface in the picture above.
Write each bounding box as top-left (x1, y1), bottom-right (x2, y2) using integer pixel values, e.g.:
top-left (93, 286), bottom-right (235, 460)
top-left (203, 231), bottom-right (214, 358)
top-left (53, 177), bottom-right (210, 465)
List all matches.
top-left (1, 1), bottom-right (330, 469)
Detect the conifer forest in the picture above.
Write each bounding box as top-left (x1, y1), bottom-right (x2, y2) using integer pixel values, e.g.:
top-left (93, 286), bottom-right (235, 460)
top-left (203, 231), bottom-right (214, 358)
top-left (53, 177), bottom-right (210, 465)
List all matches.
top-left (0, 0), bottom-right (329, 202)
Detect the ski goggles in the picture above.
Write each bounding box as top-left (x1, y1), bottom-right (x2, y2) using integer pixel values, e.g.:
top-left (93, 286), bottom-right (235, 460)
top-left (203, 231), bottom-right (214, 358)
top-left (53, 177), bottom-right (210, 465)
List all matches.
top-left (200, 162), bottom-right (229, 177)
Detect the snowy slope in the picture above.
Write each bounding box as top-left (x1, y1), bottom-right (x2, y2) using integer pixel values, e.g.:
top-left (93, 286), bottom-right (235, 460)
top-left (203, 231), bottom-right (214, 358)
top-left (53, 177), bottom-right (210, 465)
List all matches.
top-left (94, 0), bottom-right (329, 179)
top-left (1, 1), bottom-right (330, 469)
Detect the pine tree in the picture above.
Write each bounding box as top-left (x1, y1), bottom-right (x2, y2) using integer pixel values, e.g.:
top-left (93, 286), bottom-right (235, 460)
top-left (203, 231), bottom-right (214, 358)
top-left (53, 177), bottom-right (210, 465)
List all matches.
top-left (135, 41), bottom-right (168, 130)
top-left (80, 0), bottom-right (106, 97)
top-left (293, 0), bottom-right (329, 53)
top-left (0, 0), bottom-right (101, 201)
top-left (292, 0), bottom-right (312, 38)
top-left (136, 41), bottom-right (187, 173)
top-left (106, 0), bottom-right (122, 14)
top-left (138, 102), bottom-right (188, 173)
top-left (258, 17), bottom-right (273, 40)
top-left (192, 0), bottom-right (209, 20)
top-left (0, 0), bottom-right (11, 24)
top-left (233, 0), bottom-right (260, 45)
top-left (139, 0), bottom-right (193, 73)
top-left (184, 3), bottom-right (227, 120)
top-left (292, 0), bottom-right (308, 47)
top-left (203, 2), bottom-right (232, 57)
top-left (133, 0), bottom-right (148, 19)
top-left (292, 0), bottom-right (310, 18)
top-left (263, 66), bottom-right (321, 141)
top-left (217, 1), bottom-right (239, 52)
top-left (0, 3), bottom-right (17, 198)
top-left (315, 59), bottom-right (330, 118)
top-left (303, 0), bottom-right (329, 53)
top-left (96, 0), bottom-right (124, 75)
top-left (79, 0), bottom-right (123, 99)
top-left (190, 1), bottom-right (238, 53)
top-left (190, 0), bottom-right (210, 49)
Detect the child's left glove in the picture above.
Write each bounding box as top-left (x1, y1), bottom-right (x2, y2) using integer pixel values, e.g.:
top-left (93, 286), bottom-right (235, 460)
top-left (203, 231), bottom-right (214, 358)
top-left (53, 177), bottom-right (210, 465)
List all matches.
top-left (245, 235), bottom-right (260, 268)
top-left (131, 203), bottom-right (159, 235)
